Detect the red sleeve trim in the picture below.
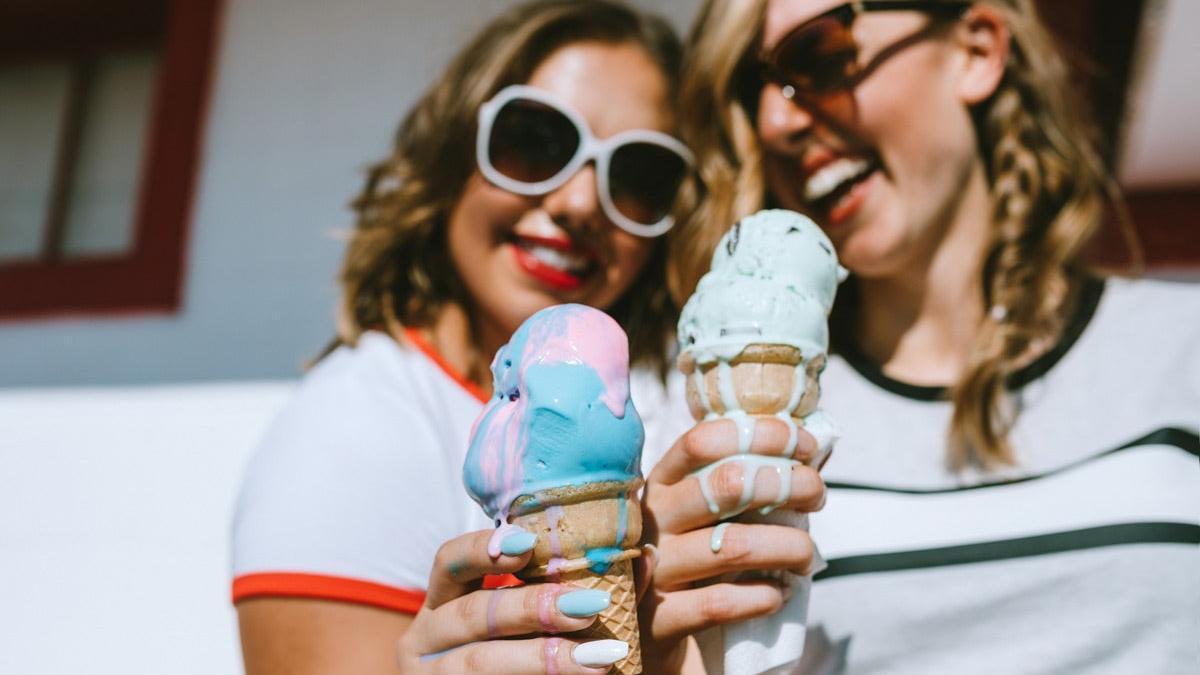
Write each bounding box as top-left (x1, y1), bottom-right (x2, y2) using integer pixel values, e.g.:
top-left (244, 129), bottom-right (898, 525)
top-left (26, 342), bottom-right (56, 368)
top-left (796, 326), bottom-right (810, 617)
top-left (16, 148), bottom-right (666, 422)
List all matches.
top-left (231, 572), bottom-right (425, 614)
top-left (402, 328), bottom-right (490, 404)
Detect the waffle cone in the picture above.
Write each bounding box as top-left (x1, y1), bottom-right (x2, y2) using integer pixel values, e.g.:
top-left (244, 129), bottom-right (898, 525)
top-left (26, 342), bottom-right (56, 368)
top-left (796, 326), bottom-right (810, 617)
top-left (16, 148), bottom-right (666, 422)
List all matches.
top-left (679, 344), bottom-right (825, 418)
top-left (553, 558), bottom-right (641, 674)
top-left (510, 480), bottom-right (644, 674)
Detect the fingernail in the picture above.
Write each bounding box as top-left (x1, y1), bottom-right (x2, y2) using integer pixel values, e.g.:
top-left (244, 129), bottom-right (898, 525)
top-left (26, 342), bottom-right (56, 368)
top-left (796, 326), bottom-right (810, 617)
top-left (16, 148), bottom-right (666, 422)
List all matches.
top-left (572, 640), bottom-right (629, 667)
top-left (499, 530), bottom-right (537, 556)
top-left (557, 589), bottom-right (610, 617)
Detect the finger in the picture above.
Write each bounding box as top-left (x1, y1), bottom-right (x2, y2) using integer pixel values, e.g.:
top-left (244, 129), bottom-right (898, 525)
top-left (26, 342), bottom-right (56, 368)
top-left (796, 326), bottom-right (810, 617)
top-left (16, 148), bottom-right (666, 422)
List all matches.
top-left (654, 523), bottom-right (815, 587)
top-left (421, 637), bottom-right (629, 675)
top-left (634, 544), bottom-right (657, 602)
top-left (413, 584), bottom-right (609, 654)
top-left (649, 417), bottom-right (817, 486)
top-left (644, 581), bottom-right (786, 644)
top-left (426, 528), bottom-right (535, 609)
top-left (647, 457), bottom-right (825, 534)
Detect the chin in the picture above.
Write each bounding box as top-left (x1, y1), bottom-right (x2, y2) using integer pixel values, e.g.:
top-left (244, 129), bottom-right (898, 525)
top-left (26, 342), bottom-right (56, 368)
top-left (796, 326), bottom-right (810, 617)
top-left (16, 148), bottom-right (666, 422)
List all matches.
top-left (504, 288), bottom-right (577, 327)
top-left (836, 223), bottom-right (913, 280)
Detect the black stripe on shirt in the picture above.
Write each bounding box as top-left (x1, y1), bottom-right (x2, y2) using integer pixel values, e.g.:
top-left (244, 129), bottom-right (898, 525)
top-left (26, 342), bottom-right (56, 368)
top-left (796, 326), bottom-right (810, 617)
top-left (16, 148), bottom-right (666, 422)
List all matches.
top-left (825, 426), bottom-right (1200, 495)
top-left (814, 522), bottom-right (1200, 581)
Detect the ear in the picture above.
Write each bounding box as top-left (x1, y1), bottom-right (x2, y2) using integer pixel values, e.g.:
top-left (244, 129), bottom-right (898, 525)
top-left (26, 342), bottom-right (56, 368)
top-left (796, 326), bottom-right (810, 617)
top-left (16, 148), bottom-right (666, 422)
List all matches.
top-left (955, 4), bottom-right (1010, 105)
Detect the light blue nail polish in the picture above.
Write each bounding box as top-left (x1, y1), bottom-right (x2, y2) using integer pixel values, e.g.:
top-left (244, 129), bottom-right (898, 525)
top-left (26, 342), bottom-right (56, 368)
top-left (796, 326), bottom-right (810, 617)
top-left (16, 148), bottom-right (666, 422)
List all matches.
top-left (557, 589), bottom-right (611, 618)
top-left (499, 530), bottom-right (537, 556)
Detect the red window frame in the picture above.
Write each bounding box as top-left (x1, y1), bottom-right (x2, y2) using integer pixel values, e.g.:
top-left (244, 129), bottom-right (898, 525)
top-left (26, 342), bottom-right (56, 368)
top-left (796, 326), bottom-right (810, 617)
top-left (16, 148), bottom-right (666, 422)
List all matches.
top-left (1092, 188), bottom-right (1200, 271)
top-left (1038, 0), bottom-right (1200, 270)
top-left (0, 0), bottom-right (223, 319)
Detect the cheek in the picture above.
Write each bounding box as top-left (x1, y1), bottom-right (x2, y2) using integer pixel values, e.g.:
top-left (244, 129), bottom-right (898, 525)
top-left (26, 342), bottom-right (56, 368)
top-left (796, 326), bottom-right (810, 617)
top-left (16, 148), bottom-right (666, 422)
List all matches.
top-left (595, 234), bottom-right (655, 307)
top-left (449, 174), bottom-right (531, 247)
top-left (765, 156), bottom-right (806, 211)
top-left (610, 234), bottom-right (653, 280)
top-left (858, 57), bottom-right (974, 193)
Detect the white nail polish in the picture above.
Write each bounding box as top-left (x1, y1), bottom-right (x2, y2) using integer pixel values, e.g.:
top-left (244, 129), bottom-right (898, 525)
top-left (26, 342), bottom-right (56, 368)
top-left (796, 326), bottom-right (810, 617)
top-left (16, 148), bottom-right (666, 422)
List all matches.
top-left (572, 639), bottom-right (629, 667)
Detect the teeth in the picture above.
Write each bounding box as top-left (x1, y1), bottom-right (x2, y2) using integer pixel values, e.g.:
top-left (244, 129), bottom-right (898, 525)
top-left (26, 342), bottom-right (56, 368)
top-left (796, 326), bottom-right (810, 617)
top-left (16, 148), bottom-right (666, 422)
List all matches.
top-left (805, 157), bottom-right (872, 203)
top-left (526, 244), bottom-right (590, 274)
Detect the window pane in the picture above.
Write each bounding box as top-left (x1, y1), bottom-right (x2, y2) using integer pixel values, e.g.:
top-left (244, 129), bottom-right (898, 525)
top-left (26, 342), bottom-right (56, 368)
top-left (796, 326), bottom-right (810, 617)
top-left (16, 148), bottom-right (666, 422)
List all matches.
top-left (0, 62), bottom-right (70, 262)
top-left (61, 50), bottom-right (158, 258)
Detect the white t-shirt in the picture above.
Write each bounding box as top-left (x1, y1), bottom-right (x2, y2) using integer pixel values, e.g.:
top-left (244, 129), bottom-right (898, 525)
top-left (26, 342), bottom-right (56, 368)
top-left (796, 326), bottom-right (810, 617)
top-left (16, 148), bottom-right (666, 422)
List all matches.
top-left (231, 328), bottom-right (676, 611)
top-left (641, 278), bottom-right (1200, 674)
top-left (794, 278), bottom-right (1200, 674)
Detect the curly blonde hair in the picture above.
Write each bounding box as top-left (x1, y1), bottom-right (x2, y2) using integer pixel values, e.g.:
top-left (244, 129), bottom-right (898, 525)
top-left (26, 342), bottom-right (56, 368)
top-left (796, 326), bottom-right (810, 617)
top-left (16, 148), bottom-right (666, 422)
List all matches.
top-left (673, 0), bottom-right (1133, 469)
top-left (336, 0), bottom-right (682, 373)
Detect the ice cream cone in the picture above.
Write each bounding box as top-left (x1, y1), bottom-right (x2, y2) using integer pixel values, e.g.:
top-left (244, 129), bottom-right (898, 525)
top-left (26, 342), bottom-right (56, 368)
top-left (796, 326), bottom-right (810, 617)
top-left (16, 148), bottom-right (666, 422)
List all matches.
top-left (463, 306), bottom-right (647, 673)
top-left (510, 480), bottom-right (643, 675)
top-left (674, 210), bottom-right (843, 675)
top-left (679, 344), bottom-right (825, 421)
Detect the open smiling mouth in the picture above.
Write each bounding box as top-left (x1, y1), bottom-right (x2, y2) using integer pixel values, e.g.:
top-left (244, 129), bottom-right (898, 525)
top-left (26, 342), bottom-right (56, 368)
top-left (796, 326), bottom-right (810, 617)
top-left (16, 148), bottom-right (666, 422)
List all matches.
top-left (804, 155), bottom-right (880, 222)
top-left (509, 234), bottom-right (598, 291)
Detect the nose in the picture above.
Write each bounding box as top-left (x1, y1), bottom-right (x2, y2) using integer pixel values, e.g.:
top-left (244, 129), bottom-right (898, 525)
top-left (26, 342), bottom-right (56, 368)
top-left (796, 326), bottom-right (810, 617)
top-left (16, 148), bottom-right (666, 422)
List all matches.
top-left (542, 163), bottom-right (602, 234)
top-left (756, 82), bottom-right (814, 153)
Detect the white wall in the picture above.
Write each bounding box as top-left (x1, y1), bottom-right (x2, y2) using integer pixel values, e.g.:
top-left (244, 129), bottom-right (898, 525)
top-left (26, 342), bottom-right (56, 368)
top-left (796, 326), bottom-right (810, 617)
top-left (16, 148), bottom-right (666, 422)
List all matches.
top-left (0, 0), bottom-right (700, 388)
top-left (0, 382), bottom-right (294, 675)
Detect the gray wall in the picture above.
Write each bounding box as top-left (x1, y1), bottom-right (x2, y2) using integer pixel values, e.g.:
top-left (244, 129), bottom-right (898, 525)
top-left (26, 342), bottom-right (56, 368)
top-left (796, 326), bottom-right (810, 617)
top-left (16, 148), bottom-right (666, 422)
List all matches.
top-left (0, 0), bottom-right (700, 387)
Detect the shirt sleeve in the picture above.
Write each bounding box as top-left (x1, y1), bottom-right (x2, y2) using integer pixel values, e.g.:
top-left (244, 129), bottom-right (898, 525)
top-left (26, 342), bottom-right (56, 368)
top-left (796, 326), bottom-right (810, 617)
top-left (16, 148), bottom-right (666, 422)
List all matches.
top-left (230, 361), bottom-right (464, 613)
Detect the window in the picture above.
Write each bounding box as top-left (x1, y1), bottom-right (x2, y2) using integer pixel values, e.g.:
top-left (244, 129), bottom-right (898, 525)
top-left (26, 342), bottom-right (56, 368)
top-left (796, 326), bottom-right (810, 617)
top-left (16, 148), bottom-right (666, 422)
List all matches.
top-left (0, 0), bottom-right (222, 318)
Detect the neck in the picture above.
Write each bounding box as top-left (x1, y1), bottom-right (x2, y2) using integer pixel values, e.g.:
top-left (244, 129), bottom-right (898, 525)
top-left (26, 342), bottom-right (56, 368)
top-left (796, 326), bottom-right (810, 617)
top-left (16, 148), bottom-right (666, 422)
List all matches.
top-left (423, 302), bottom-right (502, 398)
top-left (855, 166), bottom-right (992, 386)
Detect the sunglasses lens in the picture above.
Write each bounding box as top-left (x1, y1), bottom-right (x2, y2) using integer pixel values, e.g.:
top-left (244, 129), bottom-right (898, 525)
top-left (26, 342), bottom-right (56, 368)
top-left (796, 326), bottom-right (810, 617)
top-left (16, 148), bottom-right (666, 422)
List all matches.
top-left (488, 98), bottom-right (580, 183)
top-left (773, 15), bottom-right (858, 95)
top-left (609, 142), bottom-right (687, 226)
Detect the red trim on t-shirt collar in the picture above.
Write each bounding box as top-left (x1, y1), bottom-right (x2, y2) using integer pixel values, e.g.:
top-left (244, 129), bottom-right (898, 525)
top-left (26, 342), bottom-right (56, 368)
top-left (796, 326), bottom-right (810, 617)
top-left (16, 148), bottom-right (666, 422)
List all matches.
top-left (402, 327), bottom-right (489, 404)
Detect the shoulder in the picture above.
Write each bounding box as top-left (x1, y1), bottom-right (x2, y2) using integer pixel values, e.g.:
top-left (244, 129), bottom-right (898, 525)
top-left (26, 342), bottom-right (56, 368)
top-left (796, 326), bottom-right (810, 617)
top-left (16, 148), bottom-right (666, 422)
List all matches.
top-left (1092, 276), bottom-right (1200, 334)
top-left (1079, 276), bottom-right (1200, 367)
top-left (238, 331), bottom-right (477, 500)
top-left (259, 332), bottom-right (465, 451)
top-left (232, 331), bottom-right (486, 599)
top-left (238, 337), bottom-right (426, 488)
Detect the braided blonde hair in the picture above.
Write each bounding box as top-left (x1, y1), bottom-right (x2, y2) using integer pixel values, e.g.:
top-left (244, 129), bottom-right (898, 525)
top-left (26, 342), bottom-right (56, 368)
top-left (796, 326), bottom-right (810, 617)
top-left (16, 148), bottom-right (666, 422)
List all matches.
top-left (675, 0), bottom-right (1131, 469)
top-left (947, 0), bottom-right (1131, 468)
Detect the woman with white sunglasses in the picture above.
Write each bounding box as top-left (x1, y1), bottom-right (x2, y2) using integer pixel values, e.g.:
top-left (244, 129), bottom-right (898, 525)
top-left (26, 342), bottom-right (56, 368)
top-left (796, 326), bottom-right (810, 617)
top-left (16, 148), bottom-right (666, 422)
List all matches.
top-left (227, 2), bottom-right (813, 674)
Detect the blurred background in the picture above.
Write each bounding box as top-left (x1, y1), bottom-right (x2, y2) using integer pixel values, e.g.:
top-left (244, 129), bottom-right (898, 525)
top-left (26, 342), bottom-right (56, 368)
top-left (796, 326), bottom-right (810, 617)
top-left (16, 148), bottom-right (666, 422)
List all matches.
top-left (1, 0), bottom-right (1196, 673)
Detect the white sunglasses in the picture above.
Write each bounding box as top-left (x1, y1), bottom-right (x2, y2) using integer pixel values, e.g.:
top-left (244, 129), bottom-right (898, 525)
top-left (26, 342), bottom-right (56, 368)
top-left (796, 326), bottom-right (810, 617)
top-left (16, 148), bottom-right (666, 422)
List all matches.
top-left (476, 84), bottom-right (694, 238)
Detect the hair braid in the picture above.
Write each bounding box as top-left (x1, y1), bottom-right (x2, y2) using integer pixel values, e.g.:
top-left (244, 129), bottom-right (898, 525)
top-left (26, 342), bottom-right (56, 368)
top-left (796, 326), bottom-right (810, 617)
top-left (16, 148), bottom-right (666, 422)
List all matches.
top-left (948, 0), bottom-right (1113, 469)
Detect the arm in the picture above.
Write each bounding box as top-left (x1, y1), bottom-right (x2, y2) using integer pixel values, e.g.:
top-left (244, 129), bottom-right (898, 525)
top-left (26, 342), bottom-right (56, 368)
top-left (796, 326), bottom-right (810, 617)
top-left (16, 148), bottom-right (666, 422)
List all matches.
top-left (241, 527), bottom-right (634, 674)
top-left (230, 369), bottom-right (457, 673)
top-left (239, 599), bottom-right (413, 675)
